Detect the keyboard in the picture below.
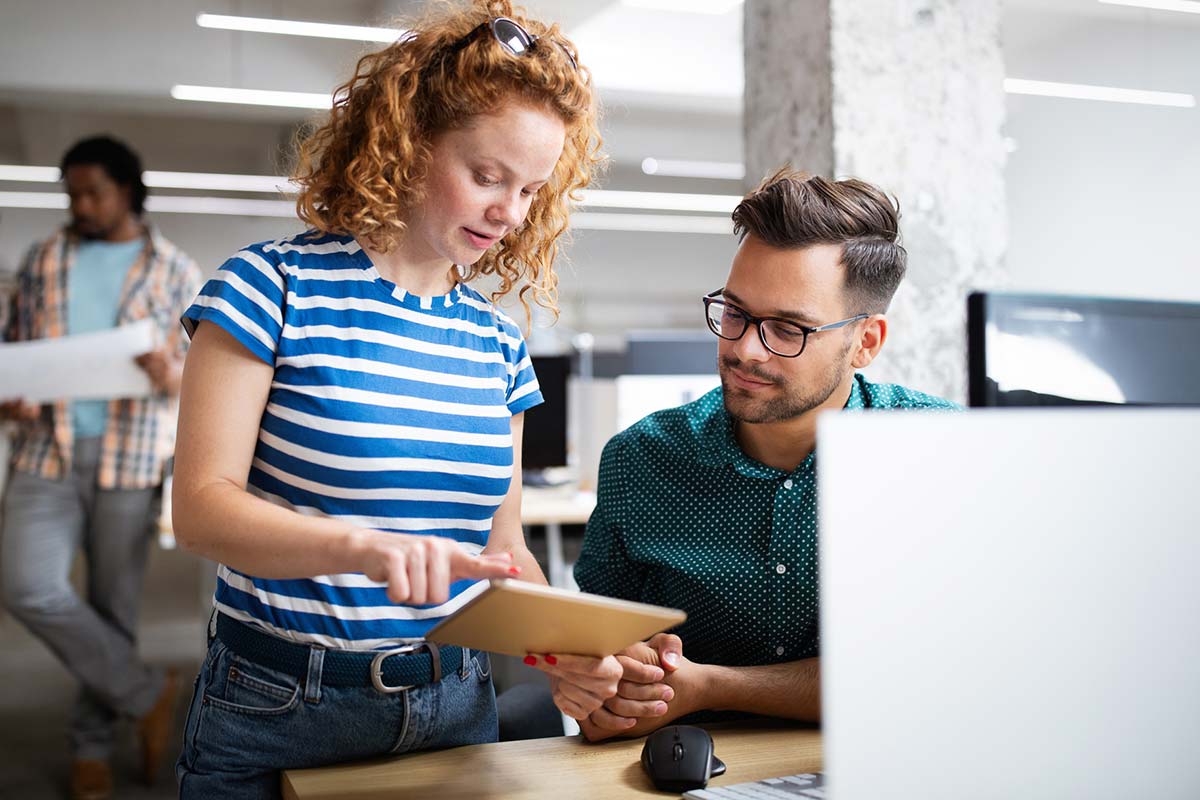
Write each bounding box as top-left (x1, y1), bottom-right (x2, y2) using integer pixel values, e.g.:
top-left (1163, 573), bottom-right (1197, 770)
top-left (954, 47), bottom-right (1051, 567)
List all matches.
top-left (683, 772), bottom-right (825, 799)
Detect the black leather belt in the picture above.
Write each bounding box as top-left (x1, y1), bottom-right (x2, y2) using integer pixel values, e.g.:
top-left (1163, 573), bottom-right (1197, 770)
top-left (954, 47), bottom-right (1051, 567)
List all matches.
top-left (215, 613), bottom-right (463, 693)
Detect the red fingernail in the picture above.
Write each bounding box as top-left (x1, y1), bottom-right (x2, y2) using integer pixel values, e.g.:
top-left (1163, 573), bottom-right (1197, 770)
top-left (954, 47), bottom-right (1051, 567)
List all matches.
top-left (524, 655), bottom-right (537, 666)
top-left (545, 655), bottom-right (558, 666)
top-left (508, 566), bottom-right (521, 576)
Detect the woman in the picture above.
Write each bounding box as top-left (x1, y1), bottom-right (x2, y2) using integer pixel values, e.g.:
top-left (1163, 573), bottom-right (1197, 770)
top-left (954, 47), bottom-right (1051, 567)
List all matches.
top-left (173, 2), bottom-right (619, 795)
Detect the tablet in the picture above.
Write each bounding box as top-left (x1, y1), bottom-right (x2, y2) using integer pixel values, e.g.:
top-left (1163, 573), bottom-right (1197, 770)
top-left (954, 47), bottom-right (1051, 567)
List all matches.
top-left (425, 579), bottom-right (687, 658)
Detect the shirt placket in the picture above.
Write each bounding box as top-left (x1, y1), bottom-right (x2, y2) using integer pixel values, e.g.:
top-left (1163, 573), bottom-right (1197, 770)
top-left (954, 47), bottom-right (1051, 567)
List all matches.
top-left (766, 474), bottom-right (795, 661)
top-left (766, 454), bottom-right (821, 663)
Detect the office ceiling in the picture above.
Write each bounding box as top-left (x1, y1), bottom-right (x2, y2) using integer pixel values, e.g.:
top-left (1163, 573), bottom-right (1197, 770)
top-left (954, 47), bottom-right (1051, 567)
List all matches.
top-left (0, 0), bottom-right (1195, 182)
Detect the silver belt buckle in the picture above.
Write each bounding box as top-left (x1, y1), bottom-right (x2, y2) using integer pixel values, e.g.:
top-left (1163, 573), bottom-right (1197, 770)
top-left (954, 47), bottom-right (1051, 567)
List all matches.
top-left (370, 643), bottom-right (441, 694)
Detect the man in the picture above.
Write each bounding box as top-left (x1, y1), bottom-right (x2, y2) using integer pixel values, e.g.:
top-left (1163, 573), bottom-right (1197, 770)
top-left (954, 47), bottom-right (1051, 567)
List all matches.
top-left (0, 136), bottom-right (203, 799)
top-left (570, 168), bottom-right (957, 741)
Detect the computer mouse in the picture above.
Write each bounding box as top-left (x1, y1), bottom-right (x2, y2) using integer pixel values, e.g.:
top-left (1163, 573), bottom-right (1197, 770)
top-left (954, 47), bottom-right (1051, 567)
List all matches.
top-left (640, 725), bottom-right (727, 792)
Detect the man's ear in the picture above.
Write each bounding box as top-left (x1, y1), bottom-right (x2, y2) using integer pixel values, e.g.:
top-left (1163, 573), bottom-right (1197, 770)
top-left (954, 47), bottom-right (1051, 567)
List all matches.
top-left (850, 315), bottom-right (887, 369)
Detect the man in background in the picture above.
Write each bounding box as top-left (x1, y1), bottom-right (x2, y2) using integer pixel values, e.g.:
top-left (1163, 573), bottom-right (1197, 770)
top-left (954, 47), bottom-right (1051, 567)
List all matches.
top-left (564, 168), bottom-right (958, 741)
top-left (0, 136), bottom-right (203, 800)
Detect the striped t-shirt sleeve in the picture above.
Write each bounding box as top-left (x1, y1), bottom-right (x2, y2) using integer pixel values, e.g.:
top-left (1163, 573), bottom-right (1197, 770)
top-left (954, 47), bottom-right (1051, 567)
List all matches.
top-left (504, 324), bottom-right (544, 416)
top-left (181, 245), bottom-right (286, 365)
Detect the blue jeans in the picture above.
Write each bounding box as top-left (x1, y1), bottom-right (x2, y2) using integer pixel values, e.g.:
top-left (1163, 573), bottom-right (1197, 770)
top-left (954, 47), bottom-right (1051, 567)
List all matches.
top-left (176, 630), bottom-right (498, 799)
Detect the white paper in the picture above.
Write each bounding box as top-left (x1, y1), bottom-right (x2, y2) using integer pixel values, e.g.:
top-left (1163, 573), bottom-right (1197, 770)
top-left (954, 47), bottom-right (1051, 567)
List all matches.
top-left (0, 319), bottom-right (158, 402)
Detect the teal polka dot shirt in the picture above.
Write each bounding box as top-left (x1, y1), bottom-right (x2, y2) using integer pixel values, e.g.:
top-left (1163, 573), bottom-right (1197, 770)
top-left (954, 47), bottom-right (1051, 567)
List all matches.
top-left (574, 373), bottom-right (959, 668)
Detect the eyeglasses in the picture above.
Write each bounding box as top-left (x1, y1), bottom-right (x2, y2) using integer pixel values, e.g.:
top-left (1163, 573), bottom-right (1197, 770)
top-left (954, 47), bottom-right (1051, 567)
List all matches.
top-left (703, 289), bottom-right (868, 358)
top-left (447, 16), bottom-right (578, 71)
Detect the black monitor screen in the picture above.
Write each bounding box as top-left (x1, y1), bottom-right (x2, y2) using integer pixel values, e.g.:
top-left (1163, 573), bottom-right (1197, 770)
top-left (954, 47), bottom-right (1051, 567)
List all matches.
top-left (625, 330), bottom-right (717, 375)
top-left (967, 292), bottom-right (1200, 408)
top-left (522, 355), bottom-right (570, 471)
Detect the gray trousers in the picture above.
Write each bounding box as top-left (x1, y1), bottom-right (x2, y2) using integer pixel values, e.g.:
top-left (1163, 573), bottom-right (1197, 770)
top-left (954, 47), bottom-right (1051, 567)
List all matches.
top-left (1, 437), bottom-right (165, 760)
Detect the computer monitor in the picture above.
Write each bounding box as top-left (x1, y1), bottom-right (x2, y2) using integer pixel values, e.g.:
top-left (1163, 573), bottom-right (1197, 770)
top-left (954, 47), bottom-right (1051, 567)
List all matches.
top-left (819, 409), bottom-right (1200, 799)
top-left (522, 354), bottom-right (570, 477)
top-left (624, 330), bottom-right (717, 376)
top-left (967, 291), bottom-right (1200, 407)
top-left (616, 330), bottom-right (720, 432)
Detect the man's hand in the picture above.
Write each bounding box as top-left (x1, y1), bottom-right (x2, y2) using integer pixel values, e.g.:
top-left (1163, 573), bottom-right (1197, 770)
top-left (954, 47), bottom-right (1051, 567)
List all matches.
top-left (581, 633), bottom-right (710, 741)
top-left (532, 654), bottom-right (623, 720)
top-left (135, 348), bottom-right (184, 395)
top-left (0, 398), bottom-right (42, 422)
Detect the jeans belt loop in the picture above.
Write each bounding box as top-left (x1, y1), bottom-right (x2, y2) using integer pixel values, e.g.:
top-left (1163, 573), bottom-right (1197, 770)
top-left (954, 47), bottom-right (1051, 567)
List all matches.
top-left (370, 643), bottom-right (441, 694)
top-left (304, 645), bottom-right (326, 704)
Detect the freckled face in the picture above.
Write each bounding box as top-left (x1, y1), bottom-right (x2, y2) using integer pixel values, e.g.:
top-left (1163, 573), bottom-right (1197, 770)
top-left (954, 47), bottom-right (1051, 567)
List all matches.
top-left (405, 103), bottom-right (567, 268)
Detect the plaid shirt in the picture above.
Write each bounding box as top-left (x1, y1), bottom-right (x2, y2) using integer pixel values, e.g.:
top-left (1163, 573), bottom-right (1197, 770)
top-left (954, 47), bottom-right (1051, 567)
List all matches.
top-left (2, 225), bottom-right (204, 489)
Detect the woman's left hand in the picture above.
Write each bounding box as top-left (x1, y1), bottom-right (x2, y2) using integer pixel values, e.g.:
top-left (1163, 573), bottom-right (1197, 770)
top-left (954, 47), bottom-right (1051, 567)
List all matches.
top-left (529, 654), bottom-right (623, 720)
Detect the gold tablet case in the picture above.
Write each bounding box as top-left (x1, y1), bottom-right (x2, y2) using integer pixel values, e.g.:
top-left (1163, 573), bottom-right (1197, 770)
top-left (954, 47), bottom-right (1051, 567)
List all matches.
top-left (425, 579), bottom-right (687, 658)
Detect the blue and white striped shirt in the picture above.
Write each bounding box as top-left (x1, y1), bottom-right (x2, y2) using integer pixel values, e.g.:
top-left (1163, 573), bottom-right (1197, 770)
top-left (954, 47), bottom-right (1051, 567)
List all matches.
top-left (182, 231), bottom-right (542, 650)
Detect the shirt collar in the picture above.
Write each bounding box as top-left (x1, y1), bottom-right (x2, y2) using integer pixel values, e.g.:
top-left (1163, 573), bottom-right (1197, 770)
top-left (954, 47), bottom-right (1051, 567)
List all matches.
top-left (845, 372), bottom-right (867, 410)
top-left (60, 220), bottom-right (163, 258)
top-left (694, 389), bottom-right (787, 480)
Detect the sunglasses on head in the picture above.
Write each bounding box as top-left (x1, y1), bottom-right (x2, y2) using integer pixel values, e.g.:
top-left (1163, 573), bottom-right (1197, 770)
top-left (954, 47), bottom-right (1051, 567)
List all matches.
top-left (447, 16), bottom-right (578, 71)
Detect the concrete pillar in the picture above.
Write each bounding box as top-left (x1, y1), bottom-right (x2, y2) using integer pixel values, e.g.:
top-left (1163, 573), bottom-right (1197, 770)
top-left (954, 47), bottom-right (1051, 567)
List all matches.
top-left (744, 0), bottom-right (1008, 402)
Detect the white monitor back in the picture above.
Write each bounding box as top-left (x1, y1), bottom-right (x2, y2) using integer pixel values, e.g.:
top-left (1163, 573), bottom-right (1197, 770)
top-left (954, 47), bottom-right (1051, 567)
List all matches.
top-left (614, 374), bottom-right (720, 432)
top-left (818, 409), bottom-right (1200, 800)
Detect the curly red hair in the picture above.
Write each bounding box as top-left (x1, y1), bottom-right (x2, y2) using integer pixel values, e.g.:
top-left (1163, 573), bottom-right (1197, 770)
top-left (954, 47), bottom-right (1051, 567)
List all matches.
top-left (292, 0), bottom-right (602, 320)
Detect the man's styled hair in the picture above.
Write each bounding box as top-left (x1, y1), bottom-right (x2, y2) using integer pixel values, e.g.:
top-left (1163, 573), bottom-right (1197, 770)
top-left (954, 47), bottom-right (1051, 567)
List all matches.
top-left (732, 168), bottom-right (907, 313)
top-left (59, 135), bottom-right (148, 215)
top-left (293, 0), bottom-right (602, 320)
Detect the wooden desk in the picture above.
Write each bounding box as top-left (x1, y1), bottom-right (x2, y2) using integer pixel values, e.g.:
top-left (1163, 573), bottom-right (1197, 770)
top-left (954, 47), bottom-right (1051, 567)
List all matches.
top-left (282, 721), bottom-right (820, 800)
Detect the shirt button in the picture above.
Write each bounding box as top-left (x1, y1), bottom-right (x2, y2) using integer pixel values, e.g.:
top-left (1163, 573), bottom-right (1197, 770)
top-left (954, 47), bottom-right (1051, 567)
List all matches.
top-left (775, 646), bottom-right (785, 656)
top-left (775, 563), bottom-right (786, 575)
top-left (783, 479), bottom-right (794, 489)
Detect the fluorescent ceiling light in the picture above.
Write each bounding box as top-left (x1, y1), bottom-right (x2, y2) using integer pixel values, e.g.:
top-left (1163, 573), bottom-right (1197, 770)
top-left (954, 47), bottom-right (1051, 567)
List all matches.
top-left (0, 165), bottom-right (59, 183)
top-left (1004, 78), bottom-right (1195, 108)
top-left (571, 213), bottom-right (733, 234)
top-left (0, 191), bottom-right (732, 233)
top-left (171, 84), bottom-right (331, 109)
top-left (641, 158), bottom-right (745, 181)
top-left (3, 168), bottom-right (741, 214)
top-left (0, 191), bottom-right (296, 218)
top-left (621, 0), bottom-right (743, 13)
top-left (580, 189), bottom-right (738, 213)
top-left (146, 196), bottom-right (296, 217)
top-left (1097, 0), bottom-right (1200, 14)
top-left (196, 13), bottom-right (406, 43)
top-left (0, 164), bottom-right (296, 193)
top-left (144, 171), bottom-right (295, 193)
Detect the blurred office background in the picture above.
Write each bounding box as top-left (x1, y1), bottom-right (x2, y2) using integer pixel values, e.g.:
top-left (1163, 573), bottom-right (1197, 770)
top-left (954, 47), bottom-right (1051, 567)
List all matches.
top-left (1, 0), bottom-right (1198, 796)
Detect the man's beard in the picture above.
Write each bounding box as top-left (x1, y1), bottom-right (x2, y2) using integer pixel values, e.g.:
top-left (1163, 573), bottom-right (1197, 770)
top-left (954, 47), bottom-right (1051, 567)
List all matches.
top-left (73, 218), bottom-right (108, 240)
top-left (719, 342), bottom-right (852, 424)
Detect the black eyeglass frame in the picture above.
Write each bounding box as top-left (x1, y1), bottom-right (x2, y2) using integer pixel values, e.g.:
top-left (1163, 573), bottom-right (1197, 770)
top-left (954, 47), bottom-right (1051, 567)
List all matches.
top-left (702, 289), bottom-right (869, 358)
top-left (447, 16), bottom-right (578, 71)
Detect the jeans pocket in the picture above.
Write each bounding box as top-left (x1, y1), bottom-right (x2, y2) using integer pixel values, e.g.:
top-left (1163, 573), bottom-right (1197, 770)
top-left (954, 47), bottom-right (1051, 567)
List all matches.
top-left (205, 651), bottom-right (302, 716)
top-left (472, 651), bottom-right (493, 682)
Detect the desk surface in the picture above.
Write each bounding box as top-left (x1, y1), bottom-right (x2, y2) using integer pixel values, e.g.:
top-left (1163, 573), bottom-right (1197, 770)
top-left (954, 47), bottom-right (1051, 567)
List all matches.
top-left (520, 486), bottom-right (595, 526)
top-left (282, 720), bottom-right (820, 800)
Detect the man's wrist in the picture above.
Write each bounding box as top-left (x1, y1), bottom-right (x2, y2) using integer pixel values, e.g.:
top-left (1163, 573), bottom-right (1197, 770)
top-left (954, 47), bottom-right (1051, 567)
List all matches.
top-left (691, 662), bottom-right (730, 712)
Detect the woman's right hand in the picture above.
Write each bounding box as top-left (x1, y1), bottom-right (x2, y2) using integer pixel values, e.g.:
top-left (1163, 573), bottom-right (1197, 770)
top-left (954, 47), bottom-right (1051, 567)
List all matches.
top-left (348, 529), bottom-right (520, 606)
top-left (0, 398), bottom-right (41, 422)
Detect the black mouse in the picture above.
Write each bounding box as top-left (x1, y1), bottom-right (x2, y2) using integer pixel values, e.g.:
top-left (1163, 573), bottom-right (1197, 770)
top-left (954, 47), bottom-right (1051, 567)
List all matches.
top-left (640, 725), bottom-right (727, 792)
